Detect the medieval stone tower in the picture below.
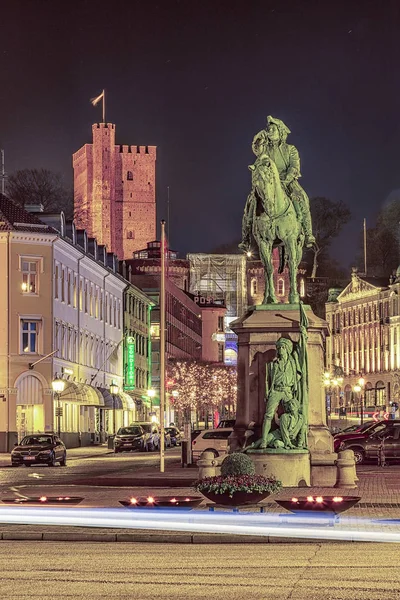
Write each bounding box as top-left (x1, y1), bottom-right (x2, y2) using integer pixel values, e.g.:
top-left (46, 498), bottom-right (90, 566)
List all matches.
top-left (73, 123), bottom-right (156, 259)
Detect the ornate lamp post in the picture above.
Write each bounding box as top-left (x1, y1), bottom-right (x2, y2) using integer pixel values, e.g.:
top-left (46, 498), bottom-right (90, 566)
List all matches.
top-left (324, 369), bottom-right (344, 425)
top-left (52, 376), bottom-right (65, 437)
top-left (110, 381), bottom-right (119, 434)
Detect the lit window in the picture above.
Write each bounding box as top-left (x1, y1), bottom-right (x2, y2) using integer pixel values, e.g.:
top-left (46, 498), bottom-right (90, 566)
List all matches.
top-left (299, 278), bottom-right (305, 298)
top-left (150, 324), bottom-right (160, 339)
top-left (250, 277), bottom-right (257, 297)
top-left (21, 319), bottom-right (40, 354)
top-left (277, 278), bottom-right (285, 296)
top-left (21, 260), bottom-right (38, 294)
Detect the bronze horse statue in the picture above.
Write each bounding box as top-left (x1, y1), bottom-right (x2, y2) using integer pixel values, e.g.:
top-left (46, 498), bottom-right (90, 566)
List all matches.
top-left (249, 155), bottom-right (304, 304)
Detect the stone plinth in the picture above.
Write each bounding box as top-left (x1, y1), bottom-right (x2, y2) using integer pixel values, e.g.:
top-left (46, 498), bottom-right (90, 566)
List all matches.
top-left (248, 449), bottom-right (310, 487)
top-left (230, 304), bottom-right (337, 487)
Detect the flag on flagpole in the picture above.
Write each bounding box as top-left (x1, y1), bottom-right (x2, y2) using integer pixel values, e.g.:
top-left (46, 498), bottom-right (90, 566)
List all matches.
top-left (90, 91), bottom-right (104, 106)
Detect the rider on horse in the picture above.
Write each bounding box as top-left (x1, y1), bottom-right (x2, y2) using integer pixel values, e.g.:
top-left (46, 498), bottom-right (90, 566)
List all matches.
top-left (239, 116), bottom-right (316, 251)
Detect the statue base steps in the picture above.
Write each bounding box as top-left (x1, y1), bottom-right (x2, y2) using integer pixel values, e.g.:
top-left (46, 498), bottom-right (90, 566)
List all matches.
top-left (247, 449), bottom-right (310, 487)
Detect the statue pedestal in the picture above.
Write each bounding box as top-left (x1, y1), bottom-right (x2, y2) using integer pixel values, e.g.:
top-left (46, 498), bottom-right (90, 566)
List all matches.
top-left (230, 304), bottom-right (338, 488)
top-left (248, 449), bottom-right (310, 487)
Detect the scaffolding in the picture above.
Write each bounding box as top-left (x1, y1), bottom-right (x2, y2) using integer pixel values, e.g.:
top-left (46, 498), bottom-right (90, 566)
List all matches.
top-left (187, 254), bottom-right (247, 319)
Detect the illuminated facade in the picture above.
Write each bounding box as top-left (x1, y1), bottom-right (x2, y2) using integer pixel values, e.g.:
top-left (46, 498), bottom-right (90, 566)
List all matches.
top-left (0, 195), bottom-right (152, 450)
top-left (325, 269), bottom-right (400, 412)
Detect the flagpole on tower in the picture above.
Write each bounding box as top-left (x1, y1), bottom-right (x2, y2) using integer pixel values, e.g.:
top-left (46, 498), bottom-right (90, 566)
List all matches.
top-left (102, 89), bottom-right (106, 123)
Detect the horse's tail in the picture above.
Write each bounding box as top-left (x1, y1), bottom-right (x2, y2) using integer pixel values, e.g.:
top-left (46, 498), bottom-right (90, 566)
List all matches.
top-left (278, 245), bottom-right (285, 274)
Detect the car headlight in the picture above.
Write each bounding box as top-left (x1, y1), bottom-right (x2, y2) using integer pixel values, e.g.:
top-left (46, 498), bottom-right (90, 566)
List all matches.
top-left (40, 450), bottom-right (52, 455)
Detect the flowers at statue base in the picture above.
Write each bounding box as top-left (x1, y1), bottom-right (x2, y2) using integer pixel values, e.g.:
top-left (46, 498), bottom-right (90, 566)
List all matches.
top-left (195, 474), bottom-right (282, 498)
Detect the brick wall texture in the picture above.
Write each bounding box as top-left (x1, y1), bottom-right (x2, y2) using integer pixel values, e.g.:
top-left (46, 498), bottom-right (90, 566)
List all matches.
top-left (73, 123), bottom-right (156, 260)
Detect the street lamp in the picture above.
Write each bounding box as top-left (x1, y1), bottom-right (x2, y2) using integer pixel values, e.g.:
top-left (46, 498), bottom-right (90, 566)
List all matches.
top-left (110, 381), bottom-right (119, 434)
top-left (52, 376), bottom-right (65, 437)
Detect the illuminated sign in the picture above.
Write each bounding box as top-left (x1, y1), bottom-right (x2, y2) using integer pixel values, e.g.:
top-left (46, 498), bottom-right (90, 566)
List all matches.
top-left (125, 336), bottom-right (135, 390)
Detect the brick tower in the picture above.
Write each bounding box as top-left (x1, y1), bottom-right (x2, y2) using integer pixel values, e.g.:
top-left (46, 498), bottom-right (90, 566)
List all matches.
top-left (73, 123), bottom-right (156, 259)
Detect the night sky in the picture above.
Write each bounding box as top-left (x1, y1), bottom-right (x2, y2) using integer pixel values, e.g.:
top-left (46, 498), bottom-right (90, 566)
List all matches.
top-left (2, 0), bottom-right (400, 271)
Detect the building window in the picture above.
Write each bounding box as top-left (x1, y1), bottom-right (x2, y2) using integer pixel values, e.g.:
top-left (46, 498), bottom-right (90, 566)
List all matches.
top-left (218, 316), bottom-right (224, 331)
top-left (54, 264), bottom-right (59, 299)
top-left (218, 343), bottom-right (224, 363)
top-left (127, 231), bottom-right (134, 239)
top-left (67, 272), bottom-right (71, 305)
top-left (21, 319), bottom-right (40, 354)
top-left (21, 260), bottom-right (38, 294)
top-left (61, 268), bottom-right (65, 302)
top-left (250, 277), bottom-right (257, 297)
top-left (73, 275), bottom-right (77, 308)
top-left (85, 282), bottom-right (88, 313)
top-left (100, 290), bottom-right (103, 321)
top-left (299, 278), bottom-right (305, 298)
top-left (277, 278), bottom-right (285, 297)
top-left (127, 171), bottom-right (133, 180)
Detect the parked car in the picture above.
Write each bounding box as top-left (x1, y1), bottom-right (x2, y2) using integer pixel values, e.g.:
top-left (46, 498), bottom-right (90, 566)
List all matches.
top-left (191, 429), bottom-right (204, 442)
top-left (11, 434), bottom-right (67, 467)
top-left (130, 422), bottom-right (160, 451)
top-left (333, 420), bottom-right (400, 452)
top-left (217, 419), bottom-right (236, 428)
top-left (114, 426), bottom-right (145, 453)
top-left (340, 423), bottom-right (400, 464)
top-left (165, 426), bottom-right (182, 446)
top-left (191, 428), bottom-right (233, 462)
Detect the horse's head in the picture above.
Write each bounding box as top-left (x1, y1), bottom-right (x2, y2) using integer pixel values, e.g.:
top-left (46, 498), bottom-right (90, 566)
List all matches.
top-left (248, 156), bottom-right (276, 206)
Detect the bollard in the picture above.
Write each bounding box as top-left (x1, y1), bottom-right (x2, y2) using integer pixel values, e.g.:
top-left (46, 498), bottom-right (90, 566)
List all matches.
top-left (197, 451), bottom-right (220, 478)
top-left (336, 449), bottom-right (357, 489)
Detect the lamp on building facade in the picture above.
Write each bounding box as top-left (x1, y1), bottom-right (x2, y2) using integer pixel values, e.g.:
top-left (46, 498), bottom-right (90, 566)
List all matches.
top-left (353, 377), bottom-right (365, 425)
top-left (110, 381), bottom-right (119, 434)
top-left (52, 376), bottom-right (65, 437)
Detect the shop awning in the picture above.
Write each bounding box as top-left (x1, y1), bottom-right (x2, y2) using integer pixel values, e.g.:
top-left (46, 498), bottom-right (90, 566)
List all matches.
top-left (60, 382), bottom-right (105, 406)
top-left (97, 388), bottom-right (135, 410)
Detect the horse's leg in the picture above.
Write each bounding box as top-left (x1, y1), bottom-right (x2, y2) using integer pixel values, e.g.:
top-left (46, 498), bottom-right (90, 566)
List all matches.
top-left (259, 238), bottom-right (277, 304)
top-left (285, 235), bottom-right (300, 304)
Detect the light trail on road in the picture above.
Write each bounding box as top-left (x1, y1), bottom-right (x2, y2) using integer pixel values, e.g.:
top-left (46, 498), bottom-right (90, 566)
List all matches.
top-left (0, 505), bottom-right (399, 543)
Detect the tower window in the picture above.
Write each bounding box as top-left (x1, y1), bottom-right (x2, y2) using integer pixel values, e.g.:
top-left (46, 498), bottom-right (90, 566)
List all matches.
top-left (250, 277), bottom-right (257, 297)
top-left (127, 171), bottom-right (133, 180)
top-left (127, 231), bottom-right (134, 239)
top-left (277, 278), bottom-right (285, 296)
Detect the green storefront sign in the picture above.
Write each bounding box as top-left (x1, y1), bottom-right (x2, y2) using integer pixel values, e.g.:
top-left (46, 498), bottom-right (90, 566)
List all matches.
top-left (125, 336), bottom-right (135, 390)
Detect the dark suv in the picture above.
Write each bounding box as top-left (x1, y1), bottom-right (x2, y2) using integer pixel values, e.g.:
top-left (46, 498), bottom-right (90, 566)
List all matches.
top-left (340, 423), bottom-right (400, 464)
top-left (113, 426), bottom-right (145, 453)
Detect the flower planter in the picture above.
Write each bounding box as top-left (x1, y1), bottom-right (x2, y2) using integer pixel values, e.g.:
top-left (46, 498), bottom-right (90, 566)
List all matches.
top-left (200, 490), bottom-right (270, 506)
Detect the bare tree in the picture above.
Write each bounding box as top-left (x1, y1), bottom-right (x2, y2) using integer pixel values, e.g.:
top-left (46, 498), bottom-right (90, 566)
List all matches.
top-left (7, 168), bottom-right (72, 214)
top-left (309, 197), bottom-right (351, 279)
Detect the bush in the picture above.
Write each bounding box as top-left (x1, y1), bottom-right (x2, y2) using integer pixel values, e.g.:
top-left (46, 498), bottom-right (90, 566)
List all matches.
top-left (221, 452), bottom-right (255, 477)
top-left (195, 474), bottom-right (282, 498)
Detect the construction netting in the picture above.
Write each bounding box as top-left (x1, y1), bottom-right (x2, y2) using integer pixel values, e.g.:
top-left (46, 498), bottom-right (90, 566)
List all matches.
top-left (187, 254), bottom-right (247, 319)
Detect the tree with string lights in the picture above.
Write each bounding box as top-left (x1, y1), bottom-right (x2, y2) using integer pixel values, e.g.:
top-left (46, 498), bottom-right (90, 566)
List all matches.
top-left (167, 359), bottom-right (237, 424)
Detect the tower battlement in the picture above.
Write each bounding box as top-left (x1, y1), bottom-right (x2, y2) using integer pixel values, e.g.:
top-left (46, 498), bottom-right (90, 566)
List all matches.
top-left (93, 122), bottom-right (115, 130)
top-left (118, 144), bottom-right (156, 155)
